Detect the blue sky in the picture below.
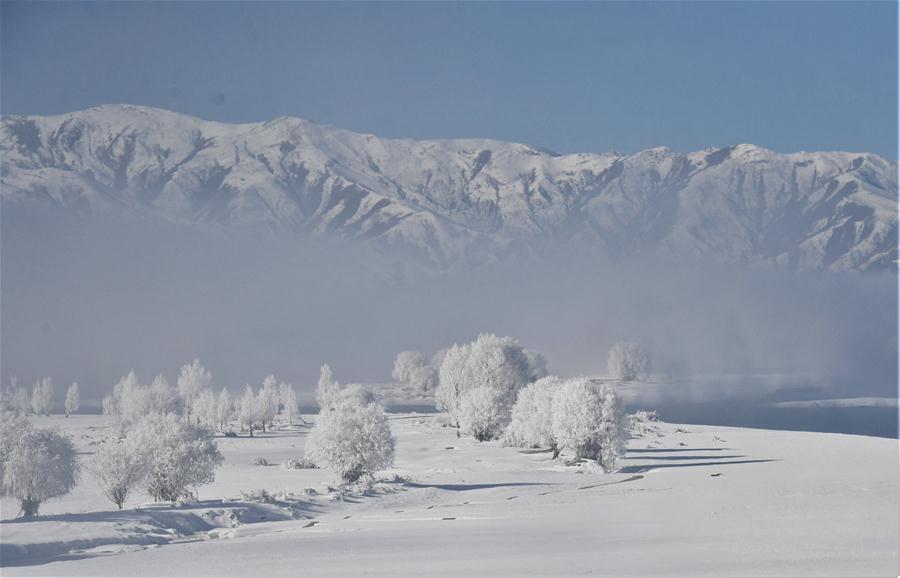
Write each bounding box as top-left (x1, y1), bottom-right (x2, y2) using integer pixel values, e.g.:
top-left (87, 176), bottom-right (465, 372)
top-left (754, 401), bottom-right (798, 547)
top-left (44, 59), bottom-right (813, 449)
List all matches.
top-left (1, 1), bottom-right (897, 157)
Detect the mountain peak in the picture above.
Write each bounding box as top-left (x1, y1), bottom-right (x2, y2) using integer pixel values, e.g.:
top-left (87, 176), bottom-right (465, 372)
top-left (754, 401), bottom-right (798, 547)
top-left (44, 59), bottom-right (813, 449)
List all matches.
top-left (2, 106), bottom-right (896, 273)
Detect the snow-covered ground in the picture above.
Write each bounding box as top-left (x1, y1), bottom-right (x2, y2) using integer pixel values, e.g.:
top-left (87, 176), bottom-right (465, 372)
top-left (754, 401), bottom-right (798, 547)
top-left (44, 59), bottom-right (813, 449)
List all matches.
top-left (2, 413), bottom-right (897, 576)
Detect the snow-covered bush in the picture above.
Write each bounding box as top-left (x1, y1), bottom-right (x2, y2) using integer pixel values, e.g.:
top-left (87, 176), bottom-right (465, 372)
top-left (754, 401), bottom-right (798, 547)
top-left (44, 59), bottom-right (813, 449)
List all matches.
top-left (1, 422), bottom-right (80, 516)
top-left (31, 377), bottom-right (54, 416)
top-left (240, 488), bottom-right (276, 504)
top-left (0, 411), bottom-right (32, 482)
top-left (435, 334), bottom-right (542, 439)
top-left (551, 378), bottom-right (625, 470)
top-left (90, 438), bottom-right (146, 509)
top-left (257, 375), bottom-right (279, 432)
top-left (177, 359), bottom-right (212, 422)
top-left (125, 413), bottom-right (223, 502)
top-left (64, 382), bottom-right (80, 417)
top-left (607, 342), bottom-right (651, 381)
top-left (458, 387), bottom-right (506, 441)
top-left (253, 457), bottom-right (270, 466)
top-left (505, 375), bottom-right (562, 453)
top-left (306, 387), bottom-right (395, 483)
top-left (392, 351), bottom-right (438, 393)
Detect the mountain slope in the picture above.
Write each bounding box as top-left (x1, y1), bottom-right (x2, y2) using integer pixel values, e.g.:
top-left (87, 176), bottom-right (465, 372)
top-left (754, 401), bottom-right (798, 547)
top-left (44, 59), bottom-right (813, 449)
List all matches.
top-left (2, 105), bottom-right (896, 271)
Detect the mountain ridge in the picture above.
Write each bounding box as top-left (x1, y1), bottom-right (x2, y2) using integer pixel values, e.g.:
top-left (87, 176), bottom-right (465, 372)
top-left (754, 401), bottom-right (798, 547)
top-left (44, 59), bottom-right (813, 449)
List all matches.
top-left (2, 104), bottom-right (897, 272)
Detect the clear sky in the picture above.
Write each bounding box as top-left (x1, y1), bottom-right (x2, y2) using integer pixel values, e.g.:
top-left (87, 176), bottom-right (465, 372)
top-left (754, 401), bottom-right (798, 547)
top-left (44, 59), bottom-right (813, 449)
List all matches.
top-left (1, 1), bottom-right (897, 157)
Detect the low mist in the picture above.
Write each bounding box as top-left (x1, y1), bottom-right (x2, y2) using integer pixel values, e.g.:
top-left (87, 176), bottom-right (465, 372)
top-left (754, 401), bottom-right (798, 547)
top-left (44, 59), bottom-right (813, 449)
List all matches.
top-left (2, 207), bottom-right (896, 411)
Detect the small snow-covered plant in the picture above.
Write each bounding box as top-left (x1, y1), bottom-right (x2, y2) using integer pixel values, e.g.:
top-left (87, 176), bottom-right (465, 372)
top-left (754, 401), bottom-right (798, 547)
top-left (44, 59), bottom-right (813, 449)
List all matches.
top-left (64, 382), bottom-right (80, 417)
top-left (240, 488), bottom-right (276, 503)
top-left (31, 377), bottom-right (54, 416)
top-left (177, 359), bottom-right (212, 422)
top-left (1, 423), bottom-right (80, 516)
top-left (505, 376), bottom-right (562, 454)
top-left (281, 457), bottom-right (317, 470)
top-left (458, 387), bottom-right (506, 441)
top-left (91, 438), bottom-right (146, 509)
top-left (626, 410), bottom-right (659, 437)
top-left (306, 392), bottom-right (395, 483)
top-left (126, 413), bottom-right (223, 502)
top-left (607, 342), bottom-right (651, 382)
top-left (392, 351), bottom-right (438, 393)
top-left (253, 457), bottom-right (270, 466)
top-left (551, 378), bottom-right (625, 470)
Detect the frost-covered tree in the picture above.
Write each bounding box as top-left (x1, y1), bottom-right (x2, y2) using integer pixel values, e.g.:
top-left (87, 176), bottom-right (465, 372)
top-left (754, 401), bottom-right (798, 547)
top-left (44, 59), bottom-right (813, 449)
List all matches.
top-left (90, 439), bottom-right (146, 509)
top-left (102, 369), bottom-right (139, 421)
top-left (607, 342), bottom-right (651, 382)
top-left (148, 374), bottom-right (182, 415)
top-left (458, 387), bottom-right (506, 441)
top-left (551, 378), bottom-right (625, 470)
top-left (315, 363), bottom-right (339, 411)
top-left (505, 375), bottom-right (562, 455)
top-left (104, 372), bottom-right (183, 432)
top-left (435, 343), bottom-right (472, 429)
top-left (177, 359), bottom-right (212, 422)
top-left (306, 391), bottom-right (395, 483)
top-left (0, 411), bottom-right (32, 483)
top-left (257, 375), bottom-right (279, 432)
top-left (193, 389), bottom-right (217, 430)
top-left (31, 377), bottom-right (54, 416)
top-left (435, 334), bottom-right (539, 439)
top-left (392, 351), bottom-right (438, 393)
top-left (239, 385), bottom-right (258, 436)
top-left (13, 387), bottom-right (31, 414)
top-left (64, 382), bottom-right (80, 417)
top-left (216, 388), bottom-right (233, 430)
top-left (278, 381), bottom-right (299, 426)
top-left (125, 413), bottom-right (223, 502)
top-left (524, 349), bottom-right (549, 382)
top-left (1, 424), bottom-right (80, 516)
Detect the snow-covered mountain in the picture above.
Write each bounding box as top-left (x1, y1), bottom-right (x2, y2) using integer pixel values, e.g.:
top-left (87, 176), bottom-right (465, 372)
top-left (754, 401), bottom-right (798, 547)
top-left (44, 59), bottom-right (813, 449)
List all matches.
top-left (2, 104), bottom-right (896, 272)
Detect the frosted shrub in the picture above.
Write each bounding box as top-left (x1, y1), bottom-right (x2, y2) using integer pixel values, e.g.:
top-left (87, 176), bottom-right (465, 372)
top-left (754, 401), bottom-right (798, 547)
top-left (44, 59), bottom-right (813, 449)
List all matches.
top-left (392, 351), bottom-right (438, 393)
top-left (91, 439), bottom-right (146, 509)
top-left (126, 413), bottom-right (223, 502)
top-left (626, 410), bottom-right (659, 436)
top-left (253, 457), bottom-right (270, 466)
top-left (607, 342), bottom-right (651, 381)
top-left (240, 488), bottom-right (276, 503)
top-left (551, 378), bottom-right (625, 470)
top-left (64, 382), bottom-right (80, 417)
top-left (306, 386), bottom-right (395, 483)
top-left (505, 376), bottom-right (562, 454)
top-left (458, 387), bottom-right (506, 441)
top-left (1, 423), bottom-right (80, 516)
top-left (281, 457), bottom-right (316, 470)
